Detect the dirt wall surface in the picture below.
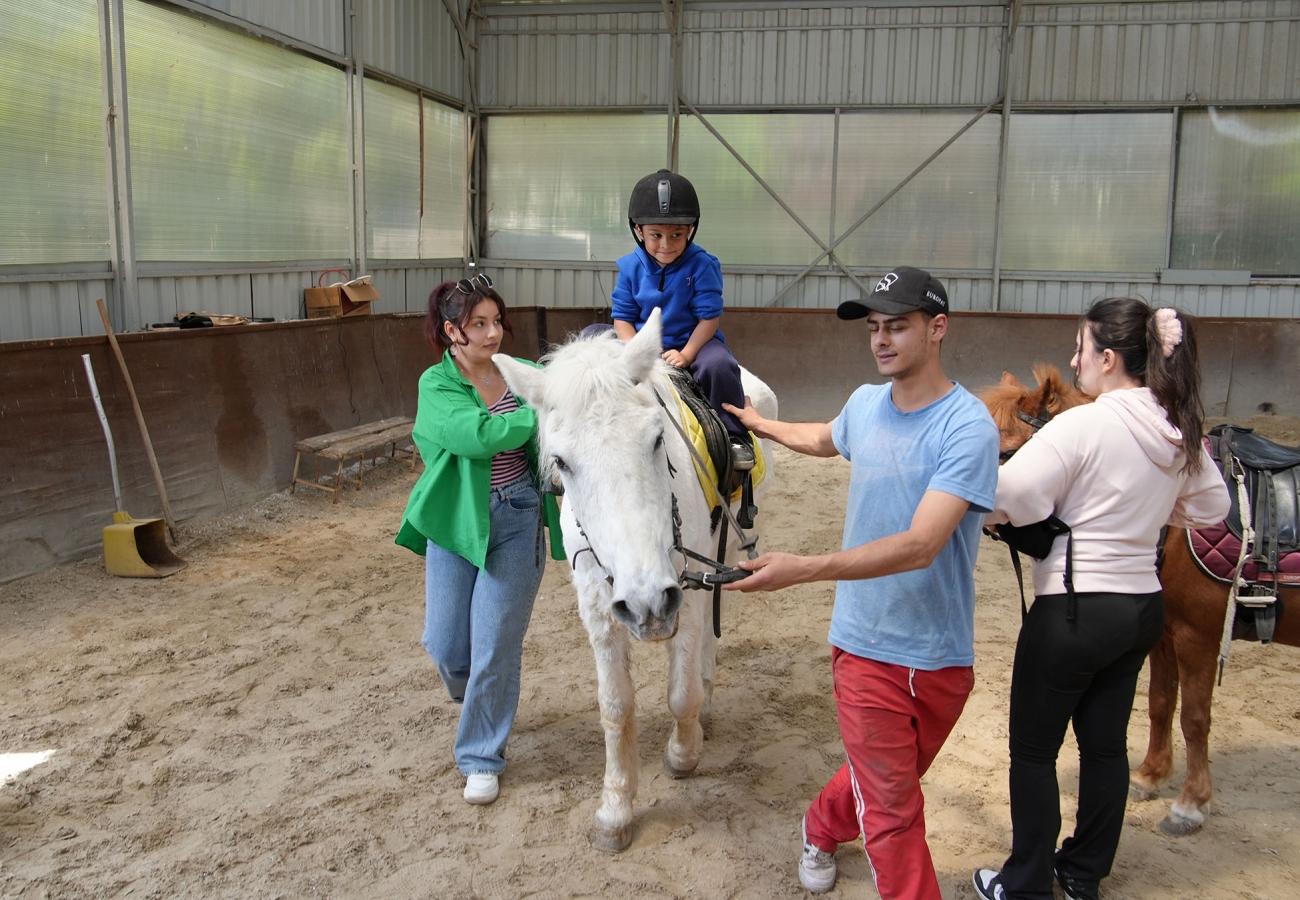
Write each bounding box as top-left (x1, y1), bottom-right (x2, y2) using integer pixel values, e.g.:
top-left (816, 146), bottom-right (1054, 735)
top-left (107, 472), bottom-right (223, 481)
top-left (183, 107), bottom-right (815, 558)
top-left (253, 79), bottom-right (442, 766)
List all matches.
top-left (4, 309), bottom-right (1297, 584)
top-left (2, 421), bottom-right (1299, 899)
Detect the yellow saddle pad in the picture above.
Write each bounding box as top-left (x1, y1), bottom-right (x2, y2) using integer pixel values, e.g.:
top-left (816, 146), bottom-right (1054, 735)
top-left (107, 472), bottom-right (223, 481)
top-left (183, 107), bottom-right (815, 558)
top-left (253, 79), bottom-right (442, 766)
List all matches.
top-left (669, 387), bottom-right (767, 511)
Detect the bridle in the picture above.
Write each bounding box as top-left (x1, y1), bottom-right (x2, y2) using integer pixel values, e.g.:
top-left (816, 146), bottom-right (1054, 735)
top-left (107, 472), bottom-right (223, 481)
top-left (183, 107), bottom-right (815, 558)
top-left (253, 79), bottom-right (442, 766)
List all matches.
top-left (566, 385), bottom-right (760, 636)
top-left (999, 407), bottom-right (1055, 463)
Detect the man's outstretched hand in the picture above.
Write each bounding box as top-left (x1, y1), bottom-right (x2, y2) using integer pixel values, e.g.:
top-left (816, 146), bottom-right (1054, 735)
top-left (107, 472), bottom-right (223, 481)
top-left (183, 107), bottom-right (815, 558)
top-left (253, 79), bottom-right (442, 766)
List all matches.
top-left (721, 551), bottom-right (814, 592)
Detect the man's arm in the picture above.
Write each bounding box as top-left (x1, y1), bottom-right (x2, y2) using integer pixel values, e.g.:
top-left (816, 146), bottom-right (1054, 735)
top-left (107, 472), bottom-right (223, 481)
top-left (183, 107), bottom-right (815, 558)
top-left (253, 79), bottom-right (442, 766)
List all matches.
top-left (723, 489), bottom-right (972, 592)
top-left (722, 397), bottom-right (837, 458)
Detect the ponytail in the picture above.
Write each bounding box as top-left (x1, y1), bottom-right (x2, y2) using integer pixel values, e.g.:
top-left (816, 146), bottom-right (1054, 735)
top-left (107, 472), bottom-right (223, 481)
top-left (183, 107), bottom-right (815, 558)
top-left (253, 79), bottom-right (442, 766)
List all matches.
top-left (1082, 298), bottom-right (1206, 474)
top-left (1145, 306), bottom-right (1205, 473)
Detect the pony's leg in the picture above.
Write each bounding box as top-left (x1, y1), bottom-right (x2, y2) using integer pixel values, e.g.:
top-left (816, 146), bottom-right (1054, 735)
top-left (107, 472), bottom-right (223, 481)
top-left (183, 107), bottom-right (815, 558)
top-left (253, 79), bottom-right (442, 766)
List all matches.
top-left (1130, 628), bottom-right (1178, 801)
top-left (1161, 628), bottom-right (1220, 835)
top-left (581, 603), bottom-right (639, 852)
top-left (663, 601), bottom-right (706, 778)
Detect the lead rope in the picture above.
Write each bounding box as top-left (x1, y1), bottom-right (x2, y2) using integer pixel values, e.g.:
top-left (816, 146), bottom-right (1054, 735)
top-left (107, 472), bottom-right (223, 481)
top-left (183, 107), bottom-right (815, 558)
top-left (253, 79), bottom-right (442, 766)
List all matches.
top-left (1217, 455), bottom-right (1253, 685)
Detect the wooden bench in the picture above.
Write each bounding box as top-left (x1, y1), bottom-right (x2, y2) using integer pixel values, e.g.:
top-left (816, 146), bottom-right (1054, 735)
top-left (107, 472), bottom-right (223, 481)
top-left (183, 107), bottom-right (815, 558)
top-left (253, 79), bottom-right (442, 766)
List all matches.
top-left (290, 416), bottom-right (419, 502)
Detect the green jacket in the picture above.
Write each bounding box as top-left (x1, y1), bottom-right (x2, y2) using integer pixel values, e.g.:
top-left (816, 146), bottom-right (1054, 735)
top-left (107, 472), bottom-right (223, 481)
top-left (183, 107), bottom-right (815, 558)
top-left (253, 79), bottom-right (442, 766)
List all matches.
top-left (395, 352), bottom-right (565, 567)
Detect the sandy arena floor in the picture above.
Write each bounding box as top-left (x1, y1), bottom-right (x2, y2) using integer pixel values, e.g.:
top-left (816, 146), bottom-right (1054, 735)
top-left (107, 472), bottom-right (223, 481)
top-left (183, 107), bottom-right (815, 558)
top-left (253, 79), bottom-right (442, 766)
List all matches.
top-left (2, 418), bottom-right (1299, 899)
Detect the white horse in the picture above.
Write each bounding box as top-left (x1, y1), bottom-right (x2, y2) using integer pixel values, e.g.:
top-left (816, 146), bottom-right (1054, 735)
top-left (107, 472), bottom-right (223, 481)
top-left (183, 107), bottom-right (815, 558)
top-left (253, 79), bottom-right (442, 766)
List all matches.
top-left (494, 310), bottom-right (776, 852)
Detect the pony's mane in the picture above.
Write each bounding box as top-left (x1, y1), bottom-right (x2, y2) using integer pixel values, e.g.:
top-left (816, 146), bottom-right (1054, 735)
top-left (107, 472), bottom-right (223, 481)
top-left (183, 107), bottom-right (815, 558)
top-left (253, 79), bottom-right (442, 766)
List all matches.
top-left (539, 329), bottom-right (669, 412)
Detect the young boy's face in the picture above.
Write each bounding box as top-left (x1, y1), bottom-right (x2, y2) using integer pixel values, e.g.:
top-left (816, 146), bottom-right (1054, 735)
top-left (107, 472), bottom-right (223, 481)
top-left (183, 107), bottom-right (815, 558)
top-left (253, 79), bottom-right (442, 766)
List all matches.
top-left (635, 224), bottom-right (692, 267)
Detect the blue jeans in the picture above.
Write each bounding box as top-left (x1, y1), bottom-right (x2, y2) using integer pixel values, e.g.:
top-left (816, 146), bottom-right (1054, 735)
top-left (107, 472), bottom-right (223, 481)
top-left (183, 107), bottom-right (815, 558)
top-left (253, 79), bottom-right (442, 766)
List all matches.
top-left (422, 474), bottom-right (545, 776)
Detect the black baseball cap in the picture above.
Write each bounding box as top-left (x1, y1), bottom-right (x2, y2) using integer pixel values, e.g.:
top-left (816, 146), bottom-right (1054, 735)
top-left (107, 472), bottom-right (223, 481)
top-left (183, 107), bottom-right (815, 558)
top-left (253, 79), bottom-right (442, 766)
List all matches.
top-left (836, 266), bottom-right (949, 319)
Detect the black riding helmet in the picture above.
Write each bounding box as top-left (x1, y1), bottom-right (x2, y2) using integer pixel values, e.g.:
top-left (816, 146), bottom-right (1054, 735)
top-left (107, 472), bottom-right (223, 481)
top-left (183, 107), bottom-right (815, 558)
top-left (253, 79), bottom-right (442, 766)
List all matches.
top-left (628, 169), bottom-right (700, 249)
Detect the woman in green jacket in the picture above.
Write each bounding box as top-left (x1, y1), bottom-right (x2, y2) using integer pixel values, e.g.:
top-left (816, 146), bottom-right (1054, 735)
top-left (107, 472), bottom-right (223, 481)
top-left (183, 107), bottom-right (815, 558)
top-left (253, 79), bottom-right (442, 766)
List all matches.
top-left (396, 274), bottom-right (563, 805)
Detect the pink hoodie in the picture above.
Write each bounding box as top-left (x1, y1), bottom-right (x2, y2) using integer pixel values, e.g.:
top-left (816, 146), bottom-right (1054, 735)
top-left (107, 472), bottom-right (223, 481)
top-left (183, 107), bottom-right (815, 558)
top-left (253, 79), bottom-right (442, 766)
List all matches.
top-left (988, 387), bottom-right (1231, 596)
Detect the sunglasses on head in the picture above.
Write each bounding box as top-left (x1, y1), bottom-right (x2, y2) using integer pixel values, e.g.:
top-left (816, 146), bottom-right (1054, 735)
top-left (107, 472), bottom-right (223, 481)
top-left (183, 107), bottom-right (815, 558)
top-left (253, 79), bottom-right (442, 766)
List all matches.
top-left (455, 273), bottom-right (494, 295)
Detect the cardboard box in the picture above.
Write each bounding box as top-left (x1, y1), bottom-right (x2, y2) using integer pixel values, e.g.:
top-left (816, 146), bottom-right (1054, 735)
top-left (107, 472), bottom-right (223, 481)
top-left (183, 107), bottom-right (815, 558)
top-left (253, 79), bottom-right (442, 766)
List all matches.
top-left (304, 278), bottom-right (381, 319)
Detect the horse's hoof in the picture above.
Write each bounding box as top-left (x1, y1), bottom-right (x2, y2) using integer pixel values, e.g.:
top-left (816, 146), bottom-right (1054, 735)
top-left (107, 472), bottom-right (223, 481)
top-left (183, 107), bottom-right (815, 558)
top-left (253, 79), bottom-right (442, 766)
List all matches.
top-left (1159, 815), bottom-right (1203, 836)
top-left (589, 822), bottom-right (634, 853)
top-left (1128, 781), bottom-right (1158, 802)
top-left (663, 749), bottom-right (699, 779)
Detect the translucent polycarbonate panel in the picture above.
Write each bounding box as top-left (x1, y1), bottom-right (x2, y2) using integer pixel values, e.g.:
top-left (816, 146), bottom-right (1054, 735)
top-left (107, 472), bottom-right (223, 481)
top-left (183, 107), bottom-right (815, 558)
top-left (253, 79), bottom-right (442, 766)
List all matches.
top-left (1002, 113), bottom-right (1172, 273)
top-left (486, 114), bottom-right (665, 262)
top-left (364, 80), bottom-right (421, 259)
top-left (420, 99), bottom-right (466, 260)
top-left (0, 0), bottom-right (109, 264)
top-left (1172, 109), bottom-right (1300, 276)
top-left (835, 112), bottom-right (1001, 271)
top-left (678, 115), bottom-right (834, 267)
top-left (125, 0), bottom-right (349, 262)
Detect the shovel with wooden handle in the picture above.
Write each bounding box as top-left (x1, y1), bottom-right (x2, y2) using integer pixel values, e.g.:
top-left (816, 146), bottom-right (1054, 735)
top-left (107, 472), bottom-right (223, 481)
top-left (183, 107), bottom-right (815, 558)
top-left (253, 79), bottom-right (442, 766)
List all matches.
top-left (82, 354), bottom-right (185, 577)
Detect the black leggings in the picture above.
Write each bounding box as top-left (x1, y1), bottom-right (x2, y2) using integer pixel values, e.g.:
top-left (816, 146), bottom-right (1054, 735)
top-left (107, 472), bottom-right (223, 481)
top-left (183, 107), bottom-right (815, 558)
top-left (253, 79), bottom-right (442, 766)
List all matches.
top-left (1000, 590), bottom-right (1164, 900)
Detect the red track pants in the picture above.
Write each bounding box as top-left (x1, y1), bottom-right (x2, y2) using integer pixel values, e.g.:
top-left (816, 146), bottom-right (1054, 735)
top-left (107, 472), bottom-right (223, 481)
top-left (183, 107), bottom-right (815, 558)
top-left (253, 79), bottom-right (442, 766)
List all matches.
top-left (804, 648), bottom-right (974, 900)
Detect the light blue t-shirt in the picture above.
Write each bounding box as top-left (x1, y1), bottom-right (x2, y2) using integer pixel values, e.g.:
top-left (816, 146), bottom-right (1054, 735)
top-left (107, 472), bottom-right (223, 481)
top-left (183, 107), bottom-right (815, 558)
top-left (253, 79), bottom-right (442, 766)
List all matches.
top-left (828, 382), bottom-right (1000, 670)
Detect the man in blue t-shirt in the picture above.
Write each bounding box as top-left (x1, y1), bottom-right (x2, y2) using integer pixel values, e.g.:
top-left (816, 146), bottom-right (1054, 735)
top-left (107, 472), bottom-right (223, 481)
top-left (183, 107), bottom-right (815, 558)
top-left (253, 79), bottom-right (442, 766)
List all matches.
top-left (724, 266), bottom-right (1000, 900)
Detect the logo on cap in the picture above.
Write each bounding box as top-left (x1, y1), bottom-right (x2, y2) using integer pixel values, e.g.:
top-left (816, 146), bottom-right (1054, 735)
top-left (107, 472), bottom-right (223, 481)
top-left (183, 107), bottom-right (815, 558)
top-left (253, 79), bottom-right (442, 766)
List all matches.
top-left (875, 273), bottom-right (898, 293)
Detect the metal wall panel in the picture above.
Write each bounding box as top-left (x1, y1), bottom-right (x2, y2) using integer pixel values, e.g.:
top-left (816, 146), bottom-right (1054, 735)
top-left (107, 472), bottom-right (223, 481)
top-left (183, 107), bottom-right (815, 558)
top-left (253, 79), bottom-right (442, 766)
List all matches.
top-left (475, 262), bottom-right (1300, 317)
top-left (480, 13), bottom-right (671, 107)
top-left (0, 280), bottom-right (112, 342)
top-left (361, 0), bottom-right (466, 99)
top-left (1015, 1), bottom-right (1300, 105)
top-left (185, 0), bottom-right (346, 56)
top-left (682, 5), bottom-right (1005, 107)
top-left (479, 5), bottom-right (1005, 108)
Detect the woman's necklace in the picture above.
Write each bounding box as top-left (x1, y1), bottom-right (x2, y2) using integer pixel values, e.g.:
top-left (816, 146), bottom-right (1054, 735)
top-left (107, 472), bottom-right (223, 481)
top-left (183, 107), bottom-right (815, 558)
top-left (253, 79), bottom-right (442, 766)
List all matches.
top-left (454, 356), bottom-right (493, 386)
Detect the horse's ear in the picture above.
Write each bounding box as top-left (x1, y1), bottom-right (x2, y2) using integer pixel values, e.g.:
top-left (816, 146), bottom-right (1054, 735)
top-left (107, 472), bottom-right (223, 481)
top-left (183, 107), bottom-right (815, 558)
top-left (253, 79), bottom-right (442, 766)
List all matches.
top-left (1000, 371), bottom-right (1017, 386)
top-left (623, 308), bottom-right (663, 384)
top-left (493, 354), bottom-right (548, 408)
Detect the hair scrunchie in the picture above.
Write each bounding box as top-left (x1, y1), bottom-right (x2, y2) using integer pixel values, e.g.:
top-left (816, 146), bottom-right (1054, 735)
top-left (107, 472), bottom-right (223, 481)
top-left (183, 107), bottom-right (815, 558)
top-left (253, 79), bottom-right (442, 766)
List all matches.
top-left (1154, 307), bottom-right (1183, 358)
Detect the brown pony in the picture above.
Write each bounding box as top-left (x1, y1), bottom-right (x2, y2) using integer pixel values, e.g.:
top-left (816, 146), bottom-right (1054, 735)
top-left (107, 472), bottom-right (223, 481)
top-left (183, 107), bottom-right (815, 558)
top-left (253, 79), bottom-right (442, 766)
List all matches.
top-left (980, 368), bottom-right (1300, 836)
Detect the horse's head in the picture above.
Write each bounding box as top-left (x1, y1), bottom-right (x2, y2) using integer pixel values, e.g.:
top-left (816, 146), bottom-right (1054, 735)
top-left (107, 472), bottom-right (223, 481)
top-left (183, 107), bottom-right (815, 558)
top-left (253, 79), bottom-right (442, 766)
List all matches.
top-left (978, 364), bottom-right (1093, 459)
top-left (495, 310), bottom-right (684, 642)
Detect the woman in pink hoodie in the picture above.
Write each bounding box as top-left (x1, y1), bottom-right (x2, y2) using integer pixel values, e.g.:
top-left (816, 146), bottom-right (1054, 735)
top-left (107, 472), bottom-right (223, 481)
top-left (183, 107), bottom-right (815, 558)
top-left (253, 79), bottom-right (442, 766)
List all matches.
top-left (973, 298), bottom-right (1230, 900)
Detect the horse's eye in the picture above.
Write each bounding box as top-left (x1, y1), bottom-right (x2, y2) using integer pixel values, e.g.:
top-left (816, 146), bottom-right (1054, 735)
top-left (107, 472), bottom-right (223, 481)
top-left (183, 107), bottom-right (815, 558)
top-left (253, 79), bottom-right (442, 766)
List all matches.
top-left (653, 433), bottom-right (664, 452)
top-left (553, 456), bottom-right (569, 473)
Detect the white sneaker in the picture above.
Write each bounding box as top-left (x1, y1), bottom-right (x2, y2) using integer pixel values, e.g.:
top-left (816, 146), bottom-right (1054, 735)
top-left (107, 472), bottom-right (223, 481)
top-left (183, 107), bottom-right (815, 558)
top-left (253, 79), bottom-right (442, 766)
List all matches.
top-left (464, 773), bottom-right (499, 805)
top-left (798, 817), bottom-right (837, 893)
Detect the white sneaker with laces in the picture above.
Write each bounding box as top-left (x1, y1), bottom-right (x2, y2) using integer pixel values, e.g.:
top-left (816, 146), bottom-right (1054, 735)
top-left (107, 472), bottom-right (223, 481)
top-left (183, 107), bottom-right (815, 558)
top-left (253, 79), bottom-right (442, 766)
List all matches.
top-left (464, 773), bottom-right (499, 805)
top-left (798, 817), bottom-right (837, 893)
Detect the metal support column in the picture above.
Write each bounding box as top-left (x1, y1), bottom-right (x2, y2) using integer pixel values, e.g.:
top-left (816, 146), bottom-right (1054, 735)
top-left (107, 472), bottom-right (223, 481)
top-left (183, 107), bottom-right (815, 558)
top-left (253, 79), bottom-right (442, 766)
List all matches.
top-left (990, 0), bottom-right (1021, 312)
top-left (446, 0), bottom-right (482, 267)
top-left (661, 0), bottom-right (682, 171)
top-left (99, 0), bottom-right (139, 332)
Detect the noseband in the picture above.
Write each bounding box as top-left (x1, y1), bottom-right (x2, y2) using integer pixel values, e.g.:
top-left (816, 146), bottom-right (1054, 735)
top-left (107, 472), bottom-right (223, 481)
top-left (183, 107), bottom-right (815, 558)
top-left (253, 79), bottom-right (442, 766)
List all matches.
top-left (1000, 407), bottom-right (1054, 463)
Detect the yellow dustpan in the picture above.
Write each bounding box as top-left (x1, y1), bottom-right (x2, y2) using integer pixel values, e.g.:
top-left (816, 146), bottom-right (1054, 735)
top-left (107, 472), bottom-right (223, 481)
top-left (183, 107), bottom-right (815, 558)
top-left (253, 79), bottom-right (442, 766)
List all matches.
top-left (82, 354), bottom-right (186, 577)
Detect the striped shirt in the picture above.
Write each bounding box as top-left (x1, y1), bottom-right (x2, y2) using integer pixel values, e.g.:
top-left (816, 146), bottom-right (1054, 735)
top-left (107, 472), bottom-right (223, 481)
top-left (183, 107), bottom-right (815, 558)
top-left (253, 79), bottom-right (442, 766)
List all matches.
top-left (487, 390), bottom-right (530, 487)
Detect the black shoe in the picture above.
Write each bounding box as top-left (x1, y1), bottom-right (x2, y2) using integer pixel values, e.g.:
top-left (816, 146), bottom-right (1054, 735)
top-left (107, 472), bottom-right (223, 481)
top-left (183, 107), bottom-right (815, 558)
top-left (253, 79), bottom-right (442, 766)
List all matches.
top-left (1054, 866), bottom-right (1099, 900)
top-left (729, 439), bottom-right (755, 472)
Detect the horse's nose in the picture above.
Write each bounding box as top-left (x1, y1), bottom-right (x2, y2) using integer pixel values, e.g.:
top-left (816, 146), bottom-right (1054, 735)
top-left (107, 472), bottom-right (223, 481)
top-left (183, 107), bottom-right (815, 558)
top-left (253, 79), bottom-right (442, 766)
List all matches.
top-left (610, 585), bottom-right (684, 642)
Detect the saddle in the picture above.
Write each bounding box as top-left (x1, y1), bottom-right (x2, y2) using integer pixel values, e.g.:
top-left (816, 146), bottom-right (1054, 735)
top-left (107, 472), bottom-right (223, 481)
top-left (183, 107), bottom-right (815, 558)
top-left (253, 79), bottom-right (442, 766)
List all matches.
top-left (1188, 425), bottom-right (1300, 645)
top-left (1207, 425), bottom-right (1300, 567)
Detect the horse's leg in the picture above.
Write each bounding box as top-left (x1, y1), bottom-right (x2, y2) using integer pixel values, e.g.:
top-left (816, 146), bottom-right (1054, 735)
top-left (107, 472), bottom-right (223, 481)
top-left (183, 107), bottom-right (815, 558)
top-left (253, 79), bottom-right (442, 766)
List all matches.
top-left (663, 597), bottom-right (706, 777)
top-left (699, 611), bottom-right (718, 734)
top-left (1160, 625), bottom-right (1220, 835)
top-left (581, 604), bottom-right (639, 852)
top-left (1130, 627), bottom-right (1179, 800)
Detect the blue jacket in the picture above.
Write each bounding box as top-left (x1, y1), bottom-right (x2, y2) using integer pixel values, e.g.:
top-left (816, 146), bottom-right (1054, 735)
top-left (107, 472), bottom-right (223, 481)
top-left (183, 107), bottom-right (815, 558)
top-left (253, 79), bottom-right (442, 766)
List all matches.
top-left (611, 243), bottom-right (725, 350)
